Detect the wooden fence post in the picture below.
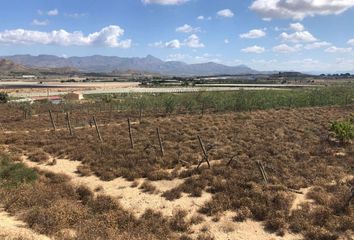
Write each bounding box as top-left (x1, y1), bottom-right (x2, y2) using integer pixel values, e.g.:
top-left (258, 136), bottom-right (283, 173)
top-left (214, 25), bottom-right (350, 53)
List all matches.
top-left (66, 112), bottom-right (73, 136)
top-left (128, 118), bottom-right (134, 148)
top-left (156, 128), bottom-right (164, 156)
top-left (92, 116), bottom-right (103, 142)
top-left (197, 135), bottom-right (210, 169)
top-left (257, 161), bottom-right (268, 184)
top-left (49, 110), bottom-right (56, 131)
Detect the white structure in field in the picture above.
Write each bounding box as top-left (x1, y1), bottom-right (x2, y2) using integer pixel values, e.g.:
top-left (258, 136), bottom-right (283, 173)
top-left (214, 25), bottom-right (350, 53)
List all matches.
top-left (22, 75), bottom-right (36, 79)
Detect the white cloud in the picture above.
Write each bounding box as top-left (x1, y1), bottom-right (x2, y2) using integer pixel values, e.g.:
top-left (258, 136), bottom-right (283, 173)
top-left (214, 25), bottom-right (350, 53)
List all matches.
top-left (280, 31), bottom-right (317, 43)
top-left (64, 13), bottom-right (87, 18)
top-left (197, 15), bottom-right (212, 20)
top-left (165, 39), bottom-right (181, 48)
top-left (348, 39), bottom-right (354, 46)
top-left (241, 45), bottom-right (265, 54)
top-left (142, 0), bottom-right (189, 5)
top-left (250, 0), bottom-right (354, 20)
top-left (272, 44), bottom-right (299, 53)
top-left (184, 34), bottom-right (204, 48)
top-left (0, 25), bottom-right (132, 48)
top-left (149, 35), bottom-right (204, 49)
top-left (304, 41), bottom-right (331, 49)
top-left (240, 29), bottom-right (266, 39)
top-left (325, 46), bottom-right (352, 53)
top-left (47, 9), bottom-right (59, 16)
top-left (217, 9), bottom-right (234, 18)
top-left (176, 24), bottom-right (200, 33)
top-left (224, 39), bottom-right (229, 44)
top-left (290, 22), bottom-right (304, 31)
top-left (32, 19), bottom-right (49, 26)
top-left (38, 9), bottom-right (59, 16)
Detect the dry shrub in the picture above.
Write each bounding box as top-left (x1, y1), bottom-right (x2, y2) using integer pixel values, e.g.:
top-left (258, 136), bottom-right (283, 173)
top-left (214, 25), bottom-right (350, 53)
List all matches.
top-left (139, 180), bottom-right (157, 194)
top-left (76, 165), bottom-right (92, 177)
top-left (189, 214), bottom-right (204, 225)
top-left (179, 235), bottom-right (193, 240)
top-left (197, 233), bottom-right (214, 240)
top-left (162, 187), bottom-right (182, 201)
top-left (25, 199), bottom-right (88, 235)
top-left (139, 209), bottom-right (172, 238)
top-left (305, 226), bottom-right (338, 240)
top-left (41, 171), bottom-right (70, 184)
top-left (130, 180), bottom-right (139, 188)
top-left (76, 185), bottom-right (94, 204)
top-left (233, 206), bottom-right (252, 222)
top-left (147, 169), bottom-right (171, 181)
top-left (27, 150), bottom-right (49, 163)
top-left (169, 209), bottom-right (190, 232)
top-left (265, 211), bottom-right (287, 236)
top-left (88, 195), bottom-right (121, 214)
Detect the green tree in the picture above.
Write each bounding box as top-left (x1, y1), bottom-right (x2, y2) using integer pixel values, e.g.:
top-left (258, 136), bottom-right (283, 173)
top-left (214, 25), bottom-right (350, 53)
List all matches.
top-left (0, 92), bottom-right (9, 104)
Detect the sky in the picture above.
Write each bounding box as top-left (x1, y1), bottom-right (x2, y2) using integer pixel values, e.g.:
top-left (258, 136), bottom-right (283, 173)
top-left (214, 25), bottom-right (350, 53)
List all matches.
top-left (0, 0), bottom-right (354, 72)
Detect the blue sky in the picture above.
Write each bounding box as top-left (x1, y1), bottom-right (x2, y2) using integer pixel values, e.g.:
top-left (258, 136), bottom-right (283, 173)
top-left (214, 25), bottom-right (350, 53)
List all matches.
top-left (0, 0), bottom-right (354, 72)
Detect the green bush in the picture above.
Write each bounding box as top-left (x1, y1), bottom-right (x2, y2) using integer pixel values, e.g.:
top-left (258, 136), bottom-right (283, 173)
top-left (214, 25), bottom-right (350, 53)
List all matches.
top-left (0, 154), bottom-right (37, 188)
top-left (330, 117), bottom-right (354, 143)
top-left (0, 92), bottom-right (9, 104)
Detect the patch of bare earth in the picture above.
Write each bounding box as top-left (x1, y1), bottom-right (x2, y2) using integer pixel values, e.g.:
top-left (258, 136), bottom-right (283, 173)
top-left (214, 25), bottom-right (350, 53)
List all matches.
top-left (21, 156), bottom-right (212, 217)
top-left (0, 207), bottom-right (51, 240)
top-left (19, 154), bottom-right (310, 240)
top-left (191, 211), bottom-right (302, 240)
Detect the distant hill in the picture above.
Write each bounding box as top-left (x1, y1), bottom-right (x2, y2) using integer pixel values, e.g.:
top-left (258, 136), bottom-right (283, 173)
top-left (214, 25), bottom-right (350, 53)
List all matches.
top-left (2, 54), bottom-right (258, 76)
top-left (0, 58), bottom-right (79, 75)
top-left (0, 59), bottom-right (29, 73)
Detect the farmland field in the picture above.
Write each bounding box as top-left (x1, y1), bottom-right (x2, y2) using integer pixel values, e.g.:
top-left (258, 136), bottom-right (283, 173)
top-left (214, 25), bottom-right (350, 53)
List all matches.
top-left (0, 87), bottom-right (353, 240)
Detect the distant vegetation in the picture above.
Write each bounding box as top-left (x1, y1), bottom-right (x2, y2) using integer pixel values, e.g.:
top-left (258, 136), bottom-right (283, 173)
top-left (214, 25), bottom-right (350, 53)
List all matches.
top-left (0, 92), bottom-right (9, 104)
top-left (85, 86), bottom-right (353, 116)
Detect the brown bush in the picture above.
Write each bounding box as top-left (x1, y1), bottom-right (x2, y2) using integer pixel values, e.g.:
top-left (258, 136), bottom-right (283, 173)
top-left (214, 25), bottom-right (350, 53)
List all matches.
top-left (76, 185), bottom-right (94, 204)
top-left (28, 150), bottom-right (49, 163)
top-left (169, 209), bottom-right (190, 232)
top-left (139, 180), bottom-right (157, 194)
top-left (24, 199), bottom-right (88, 235)
top-left (76, 165), bottom-right (92, 177)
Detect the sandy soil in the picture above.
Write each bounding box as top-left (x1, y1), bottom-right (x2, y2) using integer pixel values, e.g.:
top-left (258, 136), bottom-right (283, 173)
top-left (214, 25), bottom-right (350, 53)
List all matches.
top-left (290, 188), bottom-right (313, 212)
top-left (0, 207), bottom-right (51, 240)
top-left (191, 211), bottom-right (302, 240)
top-left (19, 154), bottom-right (306, 240)
top-left (22, 156), bottom-right (212, 217)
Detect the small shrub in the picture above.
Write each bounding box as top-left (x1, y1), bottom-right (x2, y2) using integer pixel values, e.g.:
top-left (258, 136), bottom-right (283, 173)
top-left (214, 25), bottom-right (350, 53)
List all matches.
top-left (169, 209), bottom-right (190, 232)
top-left (28, 150), bottom-right (49, 163)
top-left (189, 214), bottom-right (204, 225)
top-left (76, 185), bottom-right (94, 204)
top-left (139, 180), bottom-right (157, 194)
top-left (88, 195), bottom-right (121, 214)
top-left (330, 118), bottom-right (354, 143)
top-left (76, 165), bottom-right (92, 177)
top-left (233, 207), bottom-right (252, 222)
top-left (162, 188), bottom-right (182, 201)
top-left (0, 154), bottom-right (37, 188)
top-left (0, 92), bottom-right (9, 104)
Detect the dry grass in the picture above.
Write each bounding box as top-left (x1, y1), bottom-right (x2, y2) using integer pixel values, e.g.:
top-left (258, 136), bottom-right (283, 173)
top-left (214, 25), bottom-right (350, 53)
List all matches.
top-left (1, 104), bottom-right (353, 239)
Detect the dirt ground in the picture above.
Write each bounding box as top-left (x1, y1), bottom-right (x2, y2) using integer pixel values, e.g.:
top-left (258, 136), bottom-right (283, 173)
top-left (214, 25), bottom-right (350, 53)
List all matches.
top-left (0, 105), bottom-right (353, 240)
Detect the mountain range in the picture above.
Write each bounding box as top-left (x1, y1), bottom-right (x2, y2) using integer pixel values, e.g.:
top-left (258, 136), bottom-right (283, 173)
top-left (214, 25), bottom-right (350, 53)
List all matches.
top-left (1, 54), bottom-right (258, 76)
top-left (0, 58), bottom-right (79, 75)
